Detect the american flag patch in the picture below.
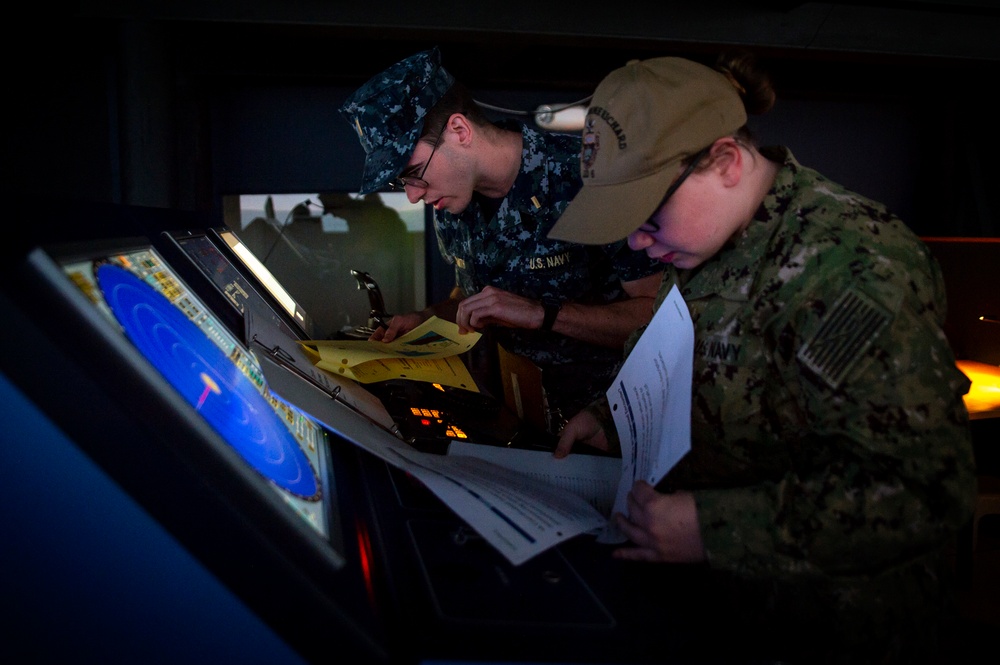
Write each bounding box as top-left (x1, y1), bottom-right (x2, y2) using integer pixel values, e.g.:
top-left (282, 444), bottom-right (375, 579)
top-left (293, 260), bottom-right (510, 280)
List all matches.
top-left (797, 289), bottom-right (891, 389)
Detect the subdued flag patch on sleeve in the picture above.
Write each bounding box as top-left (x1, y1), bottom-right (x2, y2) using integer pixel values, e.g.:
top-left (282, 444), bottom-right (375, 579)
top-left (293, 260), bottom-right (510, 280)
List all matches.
top-left (797, 288), bottom-right (891, 389)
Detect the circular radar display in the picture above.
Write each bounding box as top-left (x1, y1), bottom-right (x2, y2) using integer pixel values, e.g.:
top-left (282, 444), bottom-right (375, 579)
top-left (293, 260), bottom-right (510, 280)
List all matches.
top-left (97, 263), bottom-right (319, 499)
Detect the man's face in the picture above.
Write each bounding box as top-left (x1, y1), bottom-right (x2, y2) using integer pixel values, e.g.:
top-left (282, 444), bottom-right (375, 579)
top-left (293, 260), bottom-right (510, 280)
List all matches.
top-left (399, 127), bottom-right (476, 214)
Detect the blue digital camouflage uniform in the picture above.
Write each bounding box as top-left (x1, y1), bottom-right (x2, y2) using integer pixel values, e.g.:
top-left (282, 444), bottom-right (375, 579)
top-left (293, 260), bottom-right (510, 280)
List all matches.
top-left (590, 147), bottom-right (977, 664)
top-left (339, 48), bottom-right (454, 195)
top-left (434, 120), bottom-right (663, 426)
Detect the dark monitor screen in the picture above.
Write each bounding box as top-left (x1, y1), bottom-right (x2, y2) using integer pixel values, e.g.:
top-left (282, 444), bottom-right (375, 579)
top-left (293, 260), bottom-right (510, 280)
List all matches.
top-left (214, 228), bottom-right (317, 339)
top-left (171, 233), bottom-right (260, 321)
top-left (159, 228), bottom-right (315, 344)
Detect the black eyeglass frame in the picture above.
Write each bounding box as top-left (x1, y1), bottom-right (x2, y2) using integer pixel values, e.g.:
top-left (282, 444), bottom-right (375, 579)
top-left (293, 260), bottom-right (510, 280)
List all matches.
top-left (387, 119), bottom-right (449, 192)
top-left (644, 146), bottom-right (711, 231)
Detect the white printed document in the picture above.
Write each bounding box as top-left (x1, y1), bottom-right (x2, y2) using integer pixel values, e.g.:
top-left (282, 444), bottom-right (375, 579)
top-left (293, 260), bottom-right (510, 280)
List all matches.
top-left (601, 284), bottom-right (694, 543)
top-left (438, 284), bottom-right (693, 553)
top-left (273, 285), bottom-right (693, 566)
top-left (448, 441), bottom-right (621, 517)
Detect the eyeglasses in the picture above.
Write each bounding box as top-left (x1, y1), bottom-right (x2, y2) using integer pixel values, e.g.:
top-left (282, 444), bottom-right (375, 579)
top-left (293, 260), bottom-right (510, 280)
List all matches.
top-left (644, 147), bottom-right (710, 231)
top-left (388, 120), bottom-right (448, 192)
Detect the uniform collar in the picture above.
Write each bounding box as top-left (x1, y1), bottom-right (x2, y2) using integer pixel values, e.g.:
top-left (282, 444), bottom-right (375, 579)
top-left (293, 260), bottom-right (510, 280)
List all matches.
top-left (506, 122), bottom-right (549, 218)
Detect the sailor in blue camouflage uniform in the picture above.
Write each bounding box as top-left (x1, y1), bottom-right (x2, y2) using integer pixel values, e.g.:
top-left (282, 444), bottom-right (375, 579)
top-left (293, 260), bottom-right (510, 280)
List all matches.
top-left (340, 47), bottom-right (663, 431)
top-left (550, 53), bottom-right (977, 664)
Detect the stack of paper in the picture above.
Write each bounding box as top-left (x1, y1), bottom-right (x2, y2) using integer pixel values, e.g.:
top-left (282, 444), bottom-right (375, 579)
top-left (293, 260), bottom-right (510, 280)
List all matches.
top-left (298, 317), bottom-right (482, 391)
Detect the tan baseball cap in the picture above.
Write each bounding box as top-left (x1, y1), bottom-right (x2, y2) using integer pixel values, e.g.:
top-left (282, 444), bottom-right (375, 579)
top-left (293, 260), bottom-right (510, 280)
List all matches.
top-left (548, 57), bottom-right (747, 245)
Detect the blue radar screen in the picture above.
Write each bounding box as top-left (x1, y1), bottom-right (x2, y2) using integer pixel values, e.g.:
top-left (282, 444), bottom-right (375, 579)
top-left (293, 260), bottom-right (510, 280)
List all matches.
top-left (96, 263), bottom-right (319, 499)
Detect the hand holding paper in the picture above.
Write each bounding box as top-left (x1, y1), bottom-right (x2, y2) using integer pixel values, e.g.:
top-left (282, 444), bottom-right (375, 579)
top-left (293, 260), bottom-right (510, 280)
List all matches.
top-left (602, 284), bottom-right (694, 543)
top-left (298, 316), bottom-right (482, 390)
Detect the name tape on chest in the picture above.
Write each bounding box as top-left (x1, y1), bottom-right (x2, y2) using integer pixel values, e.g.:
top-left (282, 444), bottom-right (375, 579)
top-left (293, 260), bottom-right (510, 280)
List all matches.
top-left (527, 251), bottom-right (573, 271)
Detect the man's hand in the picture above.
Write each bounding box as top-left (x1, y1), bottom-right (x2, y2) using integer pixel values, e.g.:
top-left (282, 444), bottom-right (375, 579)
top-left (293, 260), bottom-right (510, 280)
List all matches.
top-left (454, 273), bottom-right (662, 347)
top-left (368, 311), bottom-right (424, 342)
top-left (455, 285), bottom-right (548, 333)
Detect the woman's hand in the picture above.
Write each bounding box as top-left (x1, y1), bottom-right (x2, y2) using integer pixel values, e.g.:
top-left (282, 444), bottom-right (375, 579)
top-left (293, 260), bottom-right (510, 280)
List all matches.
top-left (553, 409), bottom-right (610, 458)
top-left (612, 483), bottom-right (705, 563)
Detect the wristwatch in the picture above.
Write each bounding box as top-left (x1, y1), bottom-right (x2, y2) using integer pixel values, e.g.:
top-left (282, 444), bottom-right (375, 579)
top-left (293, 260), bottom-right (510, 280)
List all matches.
top-left (540, 296), bottom-right (561, 333)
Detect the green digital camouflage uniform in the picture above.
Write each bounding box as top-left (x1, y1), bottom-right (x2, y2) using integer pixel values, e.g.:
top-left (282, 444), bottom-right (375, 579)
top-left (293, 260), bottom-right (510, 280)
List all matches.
top-left (434, 121), bottom-right (662, 423)
top-left (590, 147), bottom-right (977, 664)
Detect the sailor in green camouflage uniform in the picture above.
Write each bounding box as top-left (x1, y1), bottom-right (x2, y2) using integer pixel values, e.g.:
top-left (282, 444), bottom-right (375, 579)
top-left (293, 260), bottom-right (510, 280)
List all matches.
top-left (341, 48), bottom-right (663, 431)
top-left (550, 53), bottom-right (977, 664)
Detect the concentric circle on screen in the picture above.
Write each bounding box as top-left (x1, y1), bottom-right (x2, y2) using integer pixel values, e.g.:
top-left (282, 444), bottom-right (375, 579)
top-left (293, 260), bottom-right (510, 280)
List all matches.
top-left (96, 263), bottom-right (319, 499)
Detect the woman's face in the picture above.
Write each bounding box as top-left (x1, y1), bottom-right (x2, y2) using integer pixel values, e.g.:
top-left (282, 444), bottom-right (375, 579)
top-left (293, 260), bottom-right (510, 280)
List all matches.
top-left (626, 168), bottom-right (734, 269)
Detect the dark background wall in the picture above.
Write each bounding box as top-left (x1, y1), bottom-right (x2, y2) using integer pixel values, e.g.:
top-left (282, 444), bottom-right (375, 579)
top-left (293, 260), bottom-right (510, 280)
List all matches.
top-left (8, 1), bottom-right (999, 245)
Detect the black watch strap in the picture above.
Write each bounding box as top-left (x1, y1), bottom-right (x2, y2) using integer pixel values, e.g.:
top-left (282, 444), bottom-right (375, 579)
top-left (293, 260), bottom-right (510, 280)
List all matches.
top-left (540, 297), bottom-right (561, 333)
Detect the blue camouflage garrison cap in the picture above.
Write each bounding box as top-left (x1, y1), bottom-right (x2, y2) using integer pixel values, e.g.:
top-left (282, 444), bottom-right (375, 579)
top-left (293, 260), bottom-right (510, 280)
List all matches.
top-left (339, 47), bottom-right (455, 194)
